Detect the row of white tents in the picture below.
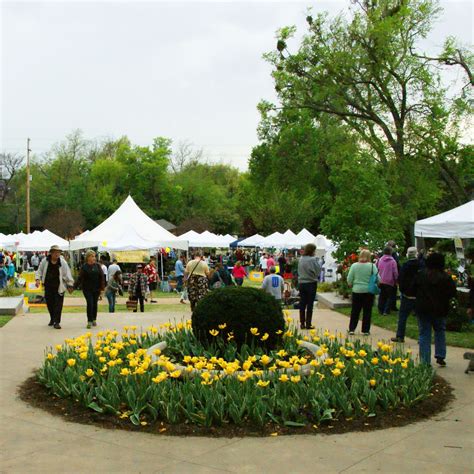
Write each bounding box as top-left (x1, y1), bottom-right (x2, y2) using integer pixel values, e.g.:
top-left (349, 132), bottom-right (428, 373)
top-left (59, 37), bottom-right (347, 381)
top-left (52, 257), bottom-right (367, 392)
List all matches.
top-left (2, 197), bottom-right (473, 254)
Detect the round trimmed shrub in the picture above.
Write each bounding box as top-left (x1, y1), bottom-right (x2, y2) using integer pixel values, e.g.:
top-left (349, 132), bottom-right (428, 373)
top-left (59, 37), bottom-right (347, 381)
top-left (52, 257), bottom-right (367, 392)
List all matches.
top-left (191, 287), bottom-right (285, 349)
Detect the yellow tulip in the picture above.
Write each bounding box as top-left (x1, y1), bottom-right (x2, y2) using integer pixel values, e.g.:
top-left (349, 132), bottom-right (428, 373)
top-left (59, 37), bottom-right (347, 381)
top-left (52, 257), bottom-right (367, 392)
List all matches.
top-left (310, 359), bottom-right (320, 367)
top-left (324, 358), bottom-right (334, 366)
top-left (85, 368), bottom-right (94, 377)
top-left (152, 372), bottom-right (168, 383)
top-left (46, 353), bottom-right (55, 360)
top-left (260, 355), bottom-right (271, 366)
top-left (243, 360), bottom-right (252, 371)
top-left (331, 368), bottom-right (341, 376)
top-left (170, 370), bottom-right (181, 378)
top-left (250, 327), bottom-right (260, 336)
top-left (261, 333), bottom-right (269, 341)
top-left (218, 323), bottom-right (227, 329)
top-left (257, 380), bottom-right (270, 387)
top-left (55, 344), bottom-right (62, 351)
top-left (354, 359), bottom-right (364, 366)
top-left (278, 374), bottom-right (289, 383)
top-left (67, 358), bottom-right (76, 367)
top-left (358, 349), bottom-right (367, 357)
top-left (209, 329), bottom-right (219, 336)
top-left (369, 379), bottom-right (376, 387)
top-left (290, 375), bottom-right (301, 383)
top-left (371, 357), bottom-right (379, 365)
top-left (237, 374), bottom-right (249, 382)
top-left (120, 368), bottom-right (130, 376)
top-left (79, 352), bottom-right (88, 360)
top-left (336, 361), bottom-right (345, 369)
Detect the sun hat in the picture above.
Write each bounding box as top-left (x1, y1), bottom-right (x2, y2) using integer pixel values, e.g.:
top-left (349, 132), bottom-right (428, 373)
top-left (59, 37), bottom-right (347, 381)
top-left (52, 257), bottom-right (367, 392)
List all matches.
top-left (406, 247), bottom-right (417, 259)
top-left (49, 245), bottom-right (62, 253)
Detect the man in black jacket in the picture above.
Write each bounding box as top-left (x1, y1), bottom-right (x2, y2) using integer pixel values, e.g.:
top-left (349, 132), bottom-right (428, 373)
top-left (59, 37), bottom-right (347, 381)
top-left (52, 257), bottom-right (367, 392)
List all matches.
top-left (391, 247), bottom-right (420, 343)
top-left (414, 252), bottom-right (457, 366)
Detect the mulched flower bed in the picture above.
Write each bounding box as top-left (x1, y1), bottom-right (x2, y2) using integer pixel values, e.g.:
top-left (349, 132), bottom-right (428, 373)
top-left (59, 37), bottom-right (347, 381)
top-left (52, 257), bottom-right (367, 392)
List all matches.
top-left (18, 373), bottom-right (453, 438)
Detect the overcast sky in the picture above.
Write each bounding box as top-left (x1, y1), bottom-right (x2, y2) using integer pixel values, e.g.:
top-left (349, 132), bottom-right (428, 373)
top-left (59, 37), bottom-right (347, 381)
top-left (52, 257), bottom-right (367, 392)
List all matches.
top-left (1, 0), bottom-right (473, 170)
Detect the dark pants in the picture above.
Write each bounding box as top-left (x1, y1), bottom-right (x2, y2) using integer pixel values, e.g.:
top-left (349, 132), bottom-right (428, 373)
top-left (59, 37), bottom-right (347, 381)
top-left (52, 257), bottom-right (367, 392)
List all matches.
top-left (378, 284), bottom-right (395, 315)
top-left (417, 315), bottom-right (446, 365)
top-left (176, 275), bottom-right (184, 292)
top-left (132, 295), bottom-right (145, 312)
top-left (45, 289), bottom-right (64, 325)
top-left (395, 295), bottom-right (416, 339)
top-left (235, 278), bottom-right (244, 287)
top-left (390, 285), bottom-right (399, 310)
top-left (83, 290), bottom-right (99, 322)
top-left (349, 292), bottom-right (374, 333)
top-left (299, 282), bottom-right (317, 328)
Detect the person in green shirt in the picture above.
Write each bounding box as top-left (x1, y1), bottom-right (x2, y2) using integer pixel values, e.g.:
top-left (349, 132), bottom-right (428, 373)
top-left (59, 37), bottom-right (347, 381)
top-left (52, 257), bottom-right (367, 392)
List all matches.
top-left (347, 249), bottom-right (378, 335)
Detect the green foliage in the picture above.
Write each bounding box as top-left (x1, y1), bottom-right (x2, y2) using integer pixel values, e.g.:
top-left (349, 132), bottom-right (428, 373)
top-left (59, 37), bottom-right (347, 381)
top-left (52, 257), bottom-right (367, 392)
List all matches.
top-left (249, 0), bottom-right (473, 252)
top-left (37, 324), bottom-right (435, 428)
top-left (191, 287), bottom-right (285, 349)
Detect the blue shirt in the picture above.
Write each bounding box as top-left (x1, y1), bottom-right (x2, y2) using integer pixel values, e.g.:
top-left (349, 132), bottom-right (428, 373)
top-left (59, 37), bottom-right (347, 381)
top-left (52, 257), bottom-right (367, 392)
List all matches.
top-left (175, 260), bottom-right (185, 277)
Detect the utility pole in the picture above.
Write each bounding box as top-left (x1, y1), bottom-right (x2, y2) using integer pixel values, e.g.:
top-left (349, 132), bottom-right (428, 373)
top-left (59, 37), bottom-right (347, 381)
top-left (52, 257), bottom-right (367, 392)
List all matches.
top-left (26, 138), bottom-right (31, 233)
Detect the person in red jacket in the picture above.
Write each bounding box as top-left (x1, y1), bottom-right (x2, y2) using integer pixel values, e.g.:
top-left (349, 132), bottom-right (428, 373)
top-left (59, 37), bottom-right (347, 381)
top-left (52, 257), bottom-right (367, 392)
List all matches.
top-left (232, 261), bottom-right (247, 286)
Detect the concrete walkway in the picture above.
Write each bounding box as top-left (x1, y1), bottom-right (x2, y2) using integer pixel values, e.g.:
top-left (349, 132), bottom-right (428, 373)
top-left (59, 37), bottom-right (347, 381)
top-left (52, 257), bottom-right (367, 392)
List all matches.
top-left (0, 307), bottom-right (472, 473)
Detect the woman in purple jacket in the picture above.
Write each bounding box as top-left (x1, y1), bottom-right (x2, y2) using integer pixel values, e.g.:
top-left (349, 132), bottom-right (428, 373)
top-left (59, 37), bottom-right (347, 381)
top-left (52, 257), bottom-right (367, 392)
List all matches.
top-left (377, 247), bottom-right (398, 316)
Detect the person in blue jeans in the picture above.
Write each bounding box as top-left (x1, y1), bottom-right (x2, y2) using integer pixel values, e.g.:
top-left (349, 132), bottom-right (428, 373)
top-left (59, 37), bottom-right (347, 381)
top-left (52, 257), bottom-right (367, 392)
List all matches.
top-left (413, 252), bottom-right (457, 366)
top-left (105, 271), bottom-right (123, 313)
top-left (391, 247), bottom-right (420, 343)
top-left (175, 255), bottom-right (185, 292)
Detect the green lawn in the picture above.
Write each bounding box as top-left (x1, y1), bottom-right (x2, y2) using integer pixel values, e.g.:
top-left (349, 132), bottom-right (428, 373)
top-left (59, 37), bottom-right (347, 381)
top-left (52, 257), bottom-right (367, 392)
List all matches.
top-left (0, 315), bottom-right (13, 328)
top-left (335, 307), bottom-right (474, 349)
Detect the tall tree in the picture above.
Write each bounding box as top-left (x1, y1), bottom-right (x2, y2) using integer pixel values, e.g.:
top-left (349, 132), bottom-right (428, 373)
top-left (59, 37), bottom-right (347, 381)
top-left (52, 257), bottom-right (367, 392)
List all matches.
top-left (265, 0), bottom-right (473, 226)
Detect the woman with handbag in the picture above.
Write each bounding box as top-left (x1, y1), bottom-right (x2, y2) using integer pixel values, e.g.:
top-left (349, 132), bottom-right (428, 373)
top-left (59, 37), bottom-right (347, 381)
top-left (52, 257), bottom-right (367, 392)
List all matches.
top-left (347, 249), bottom-right (379, 336)
top-left (128, 264), bottom-right (148, 312)
top-left (185, 253), bottom-right (210, 311)
top-left (105, 271), bottom-right (123, 313)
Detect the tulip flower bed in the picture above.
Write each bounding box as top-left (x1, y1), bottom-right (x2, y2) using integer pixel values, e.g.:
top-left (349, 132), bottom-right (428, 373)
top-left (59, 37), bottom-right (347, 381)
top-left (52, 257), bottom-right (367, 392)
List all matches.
top-left (31, 319), bottom-right (443, 434)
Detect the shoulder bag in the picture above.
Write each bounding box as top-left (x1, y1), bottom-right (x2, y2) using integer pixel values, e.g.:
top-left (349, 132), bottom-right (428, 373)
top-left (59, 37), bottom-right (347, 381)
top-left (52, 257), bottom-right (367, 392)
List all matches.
top-left (368, 263), bottom-right (380, 295)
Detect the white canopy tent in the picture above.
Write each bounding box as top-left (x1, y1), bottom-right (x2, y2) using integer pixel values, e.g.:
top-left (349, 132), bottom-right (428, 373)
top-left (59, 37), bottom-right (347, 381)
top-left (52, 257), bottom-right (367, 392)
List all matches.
top-left (414, 200), bottom-right (474, 239)
top-left (238, 234), bottom-right (266, 247)
top-left (70, 196), bottom-right (188, 251)
top-left (17, 230), bottom-right (69, 252)
top-left (178, 230), bottom-right (234, 248)
top-left (261, 232), bottom-right (285, 248)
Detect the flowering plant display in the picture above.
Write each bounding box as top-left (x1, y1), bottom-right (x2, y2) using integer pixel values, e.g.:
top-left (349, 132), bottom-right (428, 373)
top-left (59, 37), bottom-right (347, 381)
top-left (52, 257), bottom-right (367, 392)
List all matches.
top-left (38, 315), bottom-right (434, 429)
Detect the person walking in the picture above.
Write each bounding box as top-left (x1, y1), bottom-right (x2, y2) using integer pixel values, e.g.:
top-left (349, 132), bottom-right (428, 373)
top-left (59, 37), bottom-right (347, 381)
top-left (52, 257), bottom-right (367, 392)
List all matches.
top-left (107, 258), bottom-right (121, 281)
top-left (377, 247), bottom-right (398, 316)
top-left (0, 262), bottom-right (8, 289)
top-left (144, 256), bottom-right (159, 303)
top-left (232, 261), bottom-right (247, 286)
top-left (391, 247), bottom-right (420, 343)
top-left (414, 252), bottom-right (457, 366)
top-left (76, 250), bottom-right (105, 328)
top-left (278, 253), bottom-right (287, 276)
top-left (387, 240), bottom-right (401, 311)
top-left (266, 254), bottom-right (276, 275)
top-left (347, 250), bottom-right (378, 336)
top-left (185, 253), bottom-right (210, 311)
top-left (31, 253), bottom-right (40, 271)
top-left (262, 266), bottom-right (284, 301)
top-left (105, 271), bottom-right (123, 313)
top-left (297, 243), bottom-right (321, 330)
top-left (259, 253), bottom-right (268, 273)
top-left (175, 254), bottom-right (185, 292)
top-left (128, 264), bottom-right (148, 312)
top-left (35, 245), bottom-right (74, 329)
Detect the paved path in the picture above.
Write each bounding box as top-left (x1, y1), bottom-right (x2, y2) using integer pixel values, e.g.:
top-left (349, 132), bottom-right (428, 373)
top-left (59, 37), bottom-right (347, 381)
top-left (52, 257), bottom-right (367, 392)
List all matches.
top-left (0, 308), bottom-right (472, 473)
